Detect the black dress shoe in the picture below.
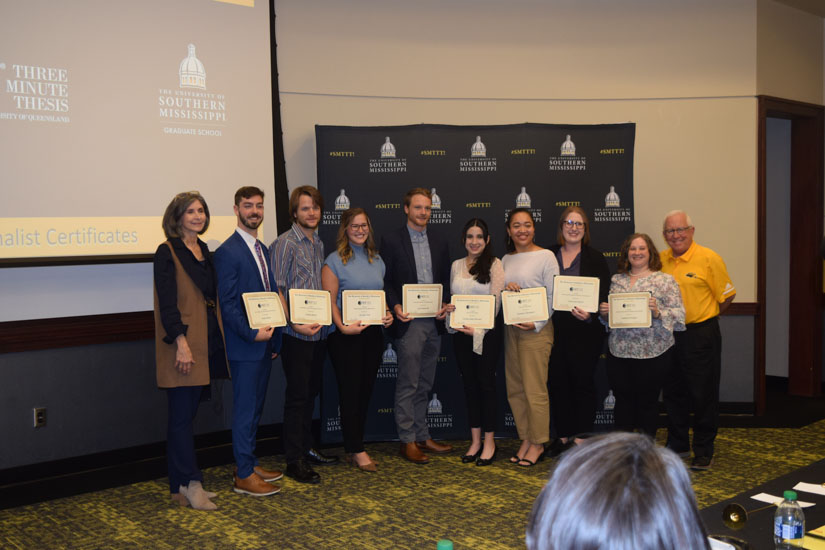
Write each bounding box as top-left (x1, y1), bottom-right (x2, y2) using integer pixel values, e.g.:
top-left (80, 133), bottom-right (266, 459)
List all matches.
top-left (305, 448), bottom-right (340, 465)
top-left (460, 450), bottom-right (481, 464)
top-left (544, 439), bottom-right (574, 458)
top-left (285, 460), bottom-right (320, 484)
top-left (476, 450), bottom-right (497, 467)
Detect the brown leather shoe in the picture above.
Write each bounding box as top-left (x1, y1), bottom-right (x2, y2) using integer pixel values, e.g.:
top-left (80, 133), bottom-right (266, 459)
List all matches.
top-left (416, 439), bottom-right (453, 454)
top-left (253, 465), bottom-right (284, 482)
top-left (233, 465), bottom-right (284, 483)
top-left (399, 442), bottom-right (430, 464)
top-left (233, 472), bottom-right (280, 496)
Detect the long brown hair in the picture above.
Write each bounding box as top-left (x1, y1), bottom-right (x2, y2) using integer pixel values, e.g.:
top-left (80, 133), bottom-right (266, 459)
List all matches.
top-left (336, 208), bottom-right (378, 264)
top-left (616, 233), bottom-right (662, 274)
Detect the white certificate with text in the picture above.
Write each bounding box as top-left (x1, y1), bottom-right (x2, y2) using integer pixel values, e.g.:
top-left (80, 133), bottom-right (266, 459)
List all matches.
top-left (288, 289), bottom-right (332, 326)
top-left (242, 292), bottom-right (287, 329)
top-left (501, 287), bottom-right (549, 325)
top-left (402, 284), bottom-right (443, 318)
top-left (342, 290), bottom-right (386, 326)
top-left (449, 294), bottom-right (496, 330)
top-left (608, 292), bottom-right (651, 329)
top-left (552, 275), bottom-right (600, 313)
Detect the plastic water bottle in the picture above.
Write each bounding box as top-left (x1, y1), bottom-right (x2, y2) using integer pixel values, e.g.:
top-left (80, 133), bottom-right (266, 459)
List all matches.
top-left (774, 490), bottom-right (805, 548)
top-left (436, 540), bottom-right (453, 550)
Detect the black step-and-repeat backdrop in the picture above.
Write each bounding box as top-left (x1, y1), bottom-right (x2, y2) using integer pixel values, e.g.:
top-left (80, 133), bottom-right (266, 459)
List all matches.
top-left (315, 123), bottom-right (635, 444)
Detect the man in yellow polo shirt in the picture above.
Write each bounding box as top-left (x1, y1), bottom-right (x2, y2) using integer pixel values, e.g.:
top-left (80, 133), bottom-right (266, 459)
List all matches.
top-left (661, 210), bottom-right (735, 470)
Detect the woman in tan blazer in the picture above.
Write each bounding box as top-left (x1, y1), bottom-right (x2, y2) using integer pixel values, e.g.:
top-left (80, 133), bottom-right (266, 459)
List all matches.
top-left (153, 191), bottom-right (227, 510)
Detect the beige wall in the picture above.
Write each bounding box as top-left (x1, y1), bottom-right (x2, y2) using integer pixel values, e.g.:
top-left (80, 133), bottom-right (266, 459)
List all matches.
top-left (274, 0), bottom-right (824, 303)
top-left (757, 0), bottom-right (824, 104)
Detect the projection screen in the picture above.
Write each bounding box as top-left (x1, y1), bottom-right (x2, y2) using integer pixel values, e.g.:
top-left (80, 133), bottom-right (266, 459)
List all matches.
top-left (0, 0), bottom-right (277, 262)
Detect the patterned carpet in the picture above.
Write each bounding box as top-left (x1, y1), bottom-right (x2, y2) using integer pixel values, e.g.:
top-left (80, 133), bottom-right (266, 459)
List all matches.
top-left (2, 421), bottom-right (825, 549)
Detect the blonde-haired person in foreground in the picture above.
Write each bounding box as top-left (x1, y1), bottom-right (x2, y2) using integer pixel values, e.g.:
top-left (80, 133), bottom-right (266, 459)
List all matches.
top-left (526, 432), bottom-right (710, 550)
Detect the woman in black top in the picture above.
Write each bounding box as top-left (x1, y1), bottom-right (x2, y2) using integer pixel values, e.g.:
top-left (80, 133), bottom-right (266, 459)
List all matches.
top-left (546, 206), bottom-right (610, 456)
top-left (153, 191), bottom-right (227, 510)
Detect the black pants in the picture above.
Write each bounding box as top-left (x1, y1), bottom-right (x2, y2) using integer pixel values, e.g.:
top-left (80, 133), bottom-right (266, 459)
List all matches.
top-left (327, 326), bottom-right (383, 454)
top-left (452, 327), bottom-right (501, 433)
top-left (280, 334), bottom-right (327, 464)
top-left (606, 348), bottom-right (671, 438)
top-left (166, 385), bottom-right (204, 493)
top-left (663, 317), bottom-right (721, 458)
top-left (547, 330), bottom-right (601, 438)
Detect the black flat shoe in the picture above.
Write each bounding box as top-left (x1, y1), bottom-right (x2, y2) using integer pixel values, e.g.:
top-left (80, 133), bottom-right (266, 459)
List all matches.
top-left (476, 450), bottom-right (497, 467)
top-left (305, 448), bottom-right (339, 465)
top-left (461, 450), bottom-right (481, 464)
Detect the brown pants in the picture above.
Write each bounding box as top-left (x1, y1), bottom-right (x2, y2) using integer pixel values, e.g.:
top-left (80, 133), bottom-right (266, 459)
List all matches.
top-left (504, 322), bottom-right (554, 444)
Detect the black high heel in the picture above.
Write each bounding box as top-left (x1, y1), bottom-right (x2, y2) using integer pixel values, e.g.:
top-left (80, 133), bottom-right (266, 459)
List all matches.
top-left (476, 449), bottom-right (497, 467)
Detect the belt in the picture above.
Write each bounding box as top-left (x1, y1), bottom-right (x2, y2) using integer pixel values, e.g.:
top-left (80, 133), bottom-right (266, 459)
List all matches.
top-left (685, 316), bottom-right (718, 330)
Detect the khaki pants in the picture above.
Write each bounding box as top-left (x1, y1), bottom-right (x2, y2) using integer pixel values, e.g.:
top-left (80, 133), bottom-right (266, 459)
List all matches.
top-left (504, 322), bottom-right (554, 444)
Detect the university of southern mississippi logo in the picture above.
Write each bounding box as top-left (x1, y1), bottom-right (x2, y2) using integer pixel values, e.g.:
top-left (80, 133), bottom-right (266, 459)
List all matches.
top-left (370, 136), bottom-right (406, 173)
top-left (426, 392), bottom-right (453, 429)
top-left (505, 186), bottom-right (542, 223)
top-left (516, 187), bottom-right (531, 208)
top-left (159, 44), bottom-right (227, 135)
top-left (427, 393), bottom-right (443, 414)
top-left (548, 134), bottom-right (586, 171)
top-left (560, 134), bottom-right (576, 156)
top-left (179, 44), bottom-right (206, 89)
top-left (605, 186), bottom-right (620, 207)
top-left (593, 185), bottom-right (630, 223)
top-left (460, 135), bottom-right (496, 172)
top-left (382, 343), bottom-right (397, 364)
top-left (470, 136), bottom-right (487, 157)
top-left (334, 189), bottom-right (350, 211)
top-left (430, 188), bottom-right (441, 209)
top-left (380, 136), bottom-right (396, 158)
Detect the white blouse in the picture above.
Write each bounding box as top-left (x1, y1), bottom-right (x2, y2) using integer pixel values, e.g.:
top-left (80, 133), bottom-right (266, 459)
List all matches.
top-left (447, 257), bottom-right (504, 354)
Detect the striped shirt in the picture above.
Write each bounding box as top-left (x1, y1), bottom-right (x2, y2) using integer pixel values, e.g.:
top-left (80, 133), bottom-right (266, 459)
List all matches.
top-left (271, 223), bottom-right (328, 341)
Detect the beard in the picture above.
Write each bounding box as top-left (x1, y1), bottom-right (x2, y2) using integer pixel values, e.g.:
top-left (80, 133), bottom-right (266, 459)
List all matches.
top-left (239, 212), bottom-right (263, 230)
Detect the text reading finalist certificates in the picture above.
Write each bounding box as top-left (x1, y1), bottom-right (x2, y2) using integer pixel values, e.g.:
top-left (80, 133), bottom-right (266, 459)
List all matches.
top-left (402, 284), bottom-right (443, 318)
top-left (288, 289), bottom-right (332, 326)
top-left (342, 290), bottom-right (386, 326)
top-left (449, 295), bottom-right (496, 330)
top-left (501, 287), bottom-right (549, 325)
top-left (552, 275), bottom-right (600, 313)
top-left (608, 292), bottom-right (651, 329)
top-left (242, 292), bottom-right (287, 329)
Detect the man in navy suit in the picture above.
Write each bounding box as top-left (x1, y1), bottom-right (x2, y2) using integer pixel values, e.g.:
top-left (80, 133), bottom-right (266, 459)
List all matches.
top-left (215, 186), bottom-right (283, 496)
top-left (380, 187), bottom-right (453, 464)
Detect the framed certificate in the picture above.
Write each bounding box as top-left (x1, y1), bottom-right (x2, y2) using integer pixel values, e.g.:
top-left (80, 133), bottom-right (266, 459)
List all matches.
top-left (402, 284), bottom-right (443, 318)
top-left (552, 275), bottom-right (600, 313)
top-left (450, 294), bottom-right (495, 330)
top-left (608, 292), bottom-right (651, 329)
top-left (501, 287), bottom-right (549, 325)
top-left (342, 290), bottom-right (386, 326)
top-left (288, 289), bottom-right (332, 326)
top-left (242, 292), bottom-right (287, 329)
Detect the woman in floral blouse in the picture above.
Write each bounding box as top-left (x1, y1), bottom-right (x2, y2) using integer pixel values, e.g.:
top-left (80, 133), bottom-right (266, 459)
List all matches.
top-left (598, 233), bottom-right (685, 438)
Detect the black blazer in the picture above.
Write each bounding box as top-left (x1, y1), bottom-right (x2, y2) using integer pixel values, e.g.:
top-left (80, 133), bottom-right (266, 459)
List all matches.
top-left (548, 243), bottom-right (611, 345)
top-left (380, 225), bottom-right (451, 338)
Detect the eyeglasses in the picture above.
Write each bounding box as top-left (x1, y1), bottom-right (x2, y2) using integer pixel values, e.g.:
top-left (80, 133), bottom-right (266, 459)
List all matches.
top-left (349, 223), bottom-right (369, 231)
top-left (664, 226), bottom-right (693, 236)
top-left (563, 220), bottom-right (584, 228)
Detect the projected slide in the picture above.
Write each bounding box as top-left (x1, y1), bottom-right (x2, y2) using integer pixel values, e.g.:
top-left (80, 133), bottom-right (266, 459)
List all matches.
top-left (0, 0), bottom-right (275, 260)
